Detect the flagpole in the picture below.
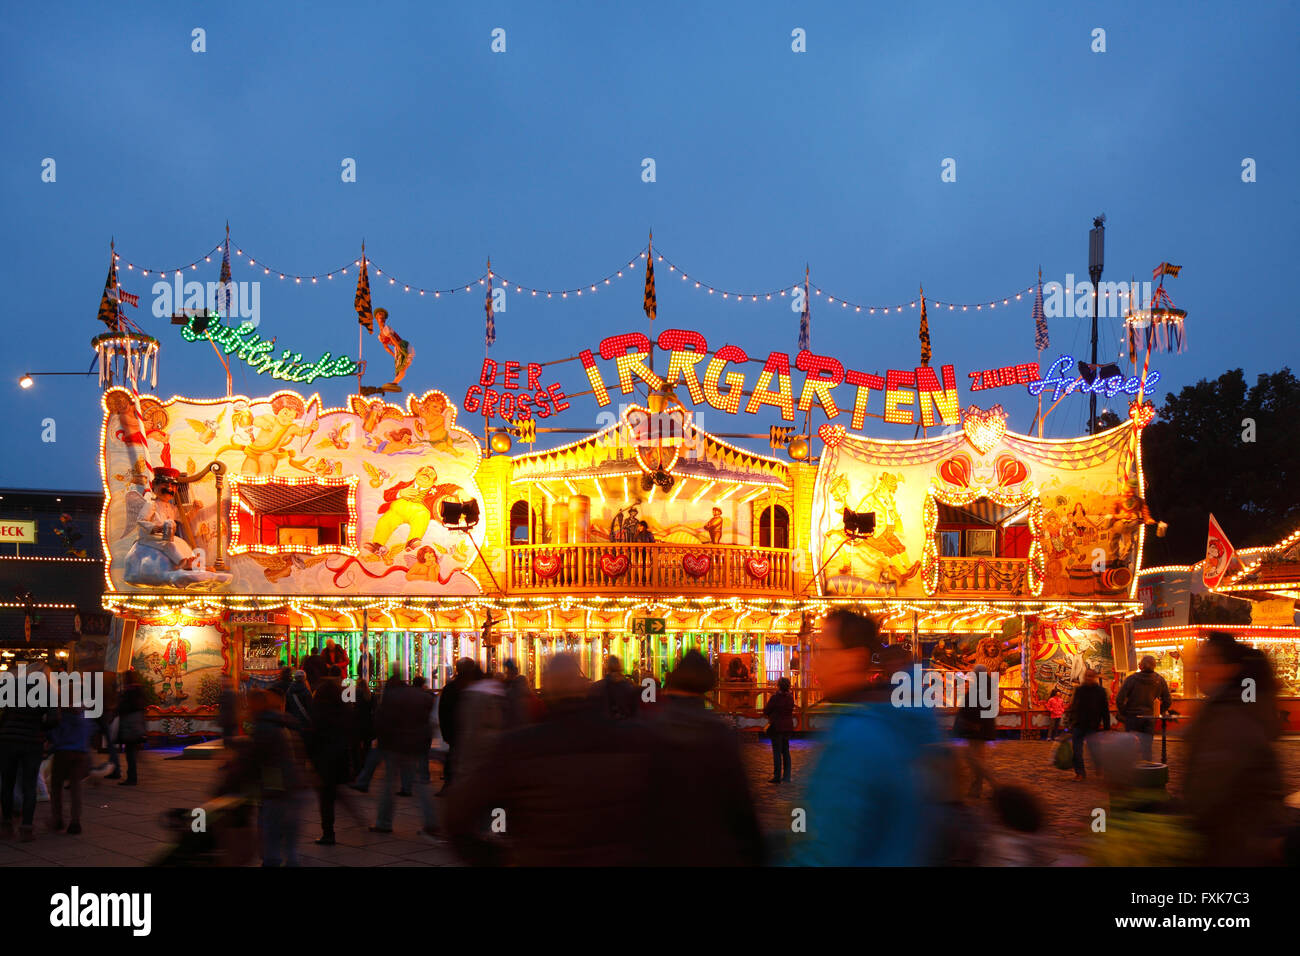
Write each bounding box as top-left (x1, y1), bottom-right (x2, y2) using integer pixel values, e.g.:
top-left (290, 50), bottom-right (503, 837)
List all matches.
top-left (357, 240), bottom-right (365, 397)
top-left (1036, 267), bottom-right (1044, 438)
top-left (646, 230), bottom-right (654, 377)
top-left (485, 256), bottom-right (492, 453)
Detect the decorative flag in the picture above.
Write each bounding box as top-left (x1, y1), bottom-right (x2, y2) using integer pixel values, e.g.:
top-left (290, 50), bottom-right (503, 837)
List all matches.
top-left (118, 290), bottom-right (139, 308)
top-left (354, 245), bottom-right (373, 333)
top-left (1202, 514), bottom-right (1236, 589)
top-left (97, 243), bottom-right (121, 329)
top-left (1153, 262), bottom-right (1182, 280)
top-left (485, 257), bottom-right (496, 348)
top-left (1032, 268), bottom-right (1049, 351)
top-left (643, 233), bottom-right (657, 322)
top-left (918, 284), bottom-right (931, 366)
top-left (218, 225), bottom-right (233, 317)
top-left (798, 265), bottom-right (810, 351)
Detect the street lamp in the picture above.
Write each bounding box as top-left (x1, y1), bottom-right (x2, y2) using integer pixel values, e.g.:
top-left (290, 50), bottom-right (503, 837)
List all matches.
top-left (18, 370), bottom-right (96, 389)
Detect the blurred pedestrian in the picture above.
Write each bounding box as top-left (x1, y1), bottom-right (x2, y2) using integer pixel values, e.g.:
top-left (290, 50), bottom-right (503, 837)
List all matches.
top-left (446, 653), bottom-right (671, 866)
top-left (412, 676), bottom-right (436, 783)
top-left (302, 645), bottom-right (326, 689)
top-left (1115, 655), bottom-right (1171, 762)
top-left (590, 655), bottom-right (638, 720)
top-left (0, 663), bottom-right (56, 842)
top-left (985, 785), bottom-right (1048, 866)
top-left (350, 682), bottom-right (381, 791)
top-left (48, 701), bottom-right (92, 836)
top-left (952, 665), bottom-right (996, 798)
top-left (788, 610), bottom-right (943, 865)
top-left (285, 670), bottom-right (314, 744)
top-left (322, 638), bottom-right (348, 678)
top-left (763, 676), bottom-right (796, 783)
top-left (309, 667), bottom-right (353, 846)
top-left (1044, 688), bottom-right (1065, 742)
top-left (1183, 632), bottom-right (1286, 865)
top-left (117, 669), bottom-right (147, 787)
top-left (653, 650), bottom-right (764, 865)
top-left (219, 676), bottom-right (240, 747)
top-left (453, 671), bottom-right (507, 786)
top-left (1066, 669), bottom-right (1110, 782)
top-left (501, 658), bottom-right (538, 728)
top-left (238, 689), bottom-right (305, 867)
top-left (371, 675), bottom-right (438, 841)
top-left (436, 658), bottom-right (482, 792)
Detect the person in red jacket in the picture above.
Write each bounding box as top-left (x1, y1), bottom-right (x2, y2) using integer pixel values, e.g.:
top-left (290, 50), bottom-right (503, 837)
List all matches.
top-left (763, 677), bottom-right (796, 783)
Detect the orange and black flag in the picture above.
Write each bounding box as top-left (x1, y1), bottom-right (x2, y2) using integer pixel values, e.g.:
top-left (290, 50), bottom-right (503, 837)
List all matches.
top-left (643, 230), bottom-right (657, 322)
top-left (1153, 262), bottom-right (1182, 280)
top-left (918, 284), bottom-right (931, 366)
top-left (97, 241), bottom-right (121, 330)
top-left (355, 243), bottom-right (373, 333)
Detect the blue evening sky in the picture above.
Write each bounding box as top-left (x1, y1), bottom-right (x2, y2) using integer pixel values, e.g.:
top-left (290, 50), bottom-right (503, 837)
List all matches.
top-left (3, 0), bottom-right (1296, 490)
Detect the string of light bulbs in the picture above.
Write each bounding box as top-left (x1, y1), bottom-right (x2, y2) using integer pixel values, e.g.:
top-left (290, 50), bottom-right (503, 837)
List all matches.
top-left (110, 236), bottom-right (1067, 319)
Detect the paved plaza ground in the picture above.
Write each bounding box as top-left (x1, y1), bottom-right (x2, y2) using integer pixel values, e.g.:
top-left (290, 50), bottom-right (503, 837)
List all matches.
top-left (3, 736), bottom-right (1297, 866)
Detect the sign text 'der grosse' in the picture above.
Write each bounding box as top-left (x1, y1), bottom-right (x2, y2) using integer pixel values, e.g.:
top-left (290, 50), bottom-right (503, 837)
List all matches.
top-left (468, 329), bottom-right (962, 428)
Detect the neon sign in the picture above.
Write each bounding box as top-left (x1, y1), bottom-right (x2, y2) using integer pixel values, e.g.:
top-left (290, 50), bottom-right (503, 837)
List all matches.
top-left (969, 362), bottom-right (1041, 391)
top-left (570, 329), bottom-right (960, 428)
top-left (1026, 355), bottom-right (1159, 402)
top-left (463, 360), bottom-right (570, 422)
top-left (179, 314), bottom-right (359, 383)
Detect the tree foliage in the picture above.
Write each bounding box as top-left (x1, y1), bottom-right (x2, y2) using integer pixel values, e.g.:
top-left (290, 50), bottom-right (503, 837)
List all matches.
top-left (1142, 367), bottom-right (1300, 565)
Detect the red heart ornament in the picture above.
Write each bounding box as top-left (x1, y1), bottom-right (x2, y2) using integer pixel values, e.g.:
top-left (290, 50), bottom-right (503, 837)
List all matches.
top-left (993, 453), bottom-right (1028, 487)
top-left (938, 452), bottom-right (973, 487)
top-left (744, 555), bottom-right (771, 580)
top-left (962, 405), bottom-right (1007, 455)
top-left (533, 553), bottom-right (562, 580)
top-left (682, 553), bottom-right (712, 578)
top-left (818, 423), bottom-right (846, 448)
top-left (599, 553), bottom-right (629, 578)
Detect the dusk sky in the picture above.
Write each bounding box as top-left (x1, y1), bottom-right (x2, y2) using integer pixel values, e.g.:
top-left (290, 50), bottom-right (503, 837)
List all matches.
top-left (4, 0), bottom-right (1296, 491)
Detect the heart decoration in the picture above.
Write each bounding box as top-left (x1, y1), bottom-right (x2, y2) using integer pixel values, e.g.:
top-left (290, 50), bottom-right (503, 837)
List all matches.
top-left (599, 553), bottom-right (630, 578)
top-left (993, 453), bottom-right (1028, 488)
top-left (532, 553), bottom-right (562, 580)
top-left (962, 404), bottom-right (1007, 455)
top-left (938, 452), bottom-right (972, 487)
top-left (818, 423), bottom-right (847, 448)
top-left (1128, 401), bottom-right (1155, 429)
top-left (682, 553), bottom-right (712, 578)
top-left (744, 555), bottom-right (771, 580)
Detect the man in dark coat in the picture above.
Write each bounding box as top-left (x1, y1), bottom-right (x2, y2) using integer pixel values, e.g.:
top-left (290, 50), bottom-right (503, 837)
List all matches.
top-left (651, 651), bottom-right (764, 866)
top-left (1066, 669), bottom-right (1111, 781)
top-left (301, 646), bottom-right (326, 689)
top-left (445, 653), bottom-right (671, 866)
top-left (309, 668), bottom-right (354, 845)
top-left (0, 664), bottom-right (56, 840)
top-left (1115, 655), bottom-right (1172, 762)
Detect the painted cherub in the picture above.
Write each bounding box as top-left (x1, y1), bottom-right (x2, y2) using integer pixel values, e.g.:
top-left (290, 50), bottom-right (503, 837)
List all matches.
top-left (239, 394), bottom-right (317, 474)
top-left (409, 392), bottom-right (463, 457)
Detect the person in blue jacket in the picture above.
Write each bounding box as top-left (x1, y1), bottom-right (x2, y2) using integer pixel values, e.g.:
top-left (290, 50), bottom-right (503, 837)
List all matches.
top-left (787, 609), bottom-right (944, 866)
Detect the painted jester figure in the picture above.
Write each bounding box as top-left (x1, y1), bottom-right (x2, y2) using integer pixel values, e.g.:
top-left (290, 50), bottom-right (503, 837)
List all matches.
top-left (365, 465), bottom-right (462, 560)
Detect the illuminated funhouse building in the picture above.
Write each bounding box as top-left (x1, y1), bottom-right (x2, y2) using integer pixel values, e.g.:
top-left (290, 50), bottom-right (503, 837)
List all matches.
top-left (98, 367), bottom-right (1155, 737)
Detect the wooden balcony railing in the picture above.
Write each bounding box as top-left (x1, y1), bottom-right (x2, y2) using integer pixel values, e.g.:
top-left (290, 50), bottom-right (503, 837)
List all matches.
top-left (934, 556), bottom-right (1028, 595)
top-left (507, 541), bottom-right (792, 594)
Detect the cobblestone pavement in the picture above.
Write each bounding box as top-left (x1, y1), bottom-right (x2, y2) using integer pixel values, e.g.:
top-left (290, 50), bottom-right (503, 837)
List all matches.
top-left (3, 736), bottom-right (1297, 866)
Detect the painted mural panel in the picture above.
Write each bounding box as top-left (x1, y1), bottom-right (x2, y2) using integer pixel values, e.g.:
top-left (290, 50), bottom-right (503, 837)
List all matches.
top-left (101, 388), bottom-right (487, 595)
top-left (130, 621), bottom-right (228, 713)
top-left (810, 415), bottom-right (1145, 599)
top-left (1025, 616), bottom-right (1118, 708)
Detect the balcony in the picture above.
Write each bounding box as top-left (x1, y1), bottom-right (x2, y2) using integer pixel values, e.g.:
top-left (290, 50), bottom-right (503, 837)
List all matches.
top-left (934, 556), bottom-right (1029, 595)
top-left (507, 542), bottom-right (793, 595)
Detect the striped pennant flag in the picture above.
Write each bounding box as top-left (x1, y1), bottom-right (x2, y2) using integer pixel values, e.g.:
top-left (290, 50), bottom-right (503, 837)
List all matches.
top-left (97, 244), bottom-right (121, 329)
top-left (217, 227), bottom-right (234, 316)
top-left (355, 245), bottom-right (373, 333)
top-left (118, 289), bottom-right (139, 308)
top-left (1153, 262), bottom-right (1182, 280)
top-left (643, 234), bottom-right (657, 322)
top-left (485, 258), bottom-right (496, 348)
top-left (918, 284), bottom-right (931, 366)
top-left (1032, 268), bottom-right (1049, 351)
top-left (798, 265), bottom-right (810, 351)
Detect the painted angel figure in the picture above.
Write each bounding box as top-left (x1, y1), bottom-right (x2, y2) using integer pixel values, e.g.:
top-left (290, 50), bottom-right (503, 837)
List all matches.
top-left (360, 307), bottom-right (413, 395)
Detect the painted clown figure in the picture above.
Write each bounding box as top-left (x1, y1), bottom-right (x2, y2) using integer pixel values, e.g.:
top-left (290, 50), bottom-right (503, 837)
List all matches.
top-left (366, 466), bottom-right (462, 558)
top-left (160, 629), bottom-right (191, 702)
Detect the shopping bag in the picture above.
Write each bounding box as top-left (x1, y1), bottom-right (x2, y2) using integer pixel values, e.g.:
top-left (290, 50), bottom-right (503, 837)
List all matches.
top-left (1052, 736), bottom-right (1073, 770)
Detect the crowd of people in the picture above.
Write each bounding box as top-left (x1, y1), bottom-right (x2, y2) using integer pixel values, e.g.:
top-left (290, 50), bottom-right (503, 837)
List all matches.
top-left (2, 619), bottom-right (1295, 866)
